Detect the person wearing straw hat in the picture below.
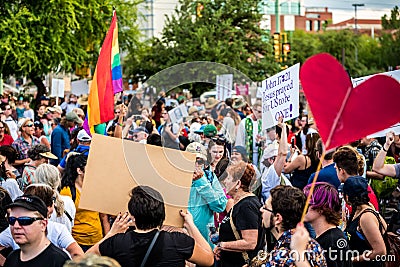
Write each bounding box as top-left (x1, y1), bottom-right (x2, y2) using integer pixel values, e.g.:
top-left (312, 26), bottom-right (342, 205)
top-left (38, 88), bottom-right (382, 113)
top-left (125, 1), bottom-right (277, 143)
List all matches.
top-left (232, 98), bottom-right (246, 119)
top-left (204, 97), bottom-right (219, 111)
top-left (77, 94), bottom-right (88, 107)
top-left (235, 100), bottom-right (264, 167)
top-left (21, 144), bottom-right (57, 191)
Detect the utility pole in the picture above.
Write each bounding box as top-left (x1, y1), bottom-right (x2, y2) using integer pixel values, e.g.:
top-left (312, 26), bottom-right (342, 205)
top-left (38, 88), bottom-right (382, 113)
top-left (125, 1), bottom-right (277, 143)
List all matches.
top-left (352, 3), bottom-right (364, 34)
top-left (275, 0), bottom-right (280, 33)
top-left (352, 3), bottom-right (364, 62)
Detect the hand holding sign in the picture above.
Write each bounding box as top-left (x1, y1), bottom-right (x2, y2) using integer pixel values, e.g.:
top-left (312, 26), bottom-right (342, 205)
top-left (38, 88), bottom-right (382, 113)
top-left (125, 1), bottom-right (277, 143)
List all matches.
top-left (300, 53), bottom-right (400, 150)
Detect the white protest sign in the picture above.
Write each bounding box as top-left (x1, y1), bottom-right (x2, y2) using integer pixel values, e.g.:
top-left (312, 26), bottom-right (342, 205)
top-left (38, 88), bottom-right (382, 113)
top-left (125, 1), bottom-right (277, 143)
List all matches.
top-left (51, 78), bottom-right (65, 98)
top-left (169, 104), bottom-right (189, 124)
top-left (367, 123), bottom-right (400, 138)
top-left (71, 79), bottom-right (89, 96)
top-left (216, 74), bottom-right (233, 101)
top-left (261, 63), bottom-right (300, 129)
top-left (352, 69), bottom-right (400, 87)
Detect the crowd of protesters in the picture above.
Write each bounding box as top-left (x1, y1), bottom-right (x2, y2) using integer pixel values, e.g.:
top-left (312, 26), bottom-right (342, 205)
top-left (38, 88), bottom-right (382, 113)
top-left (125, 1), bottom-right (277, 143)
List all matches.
top-left (0, 89), bottom-right (397, 267)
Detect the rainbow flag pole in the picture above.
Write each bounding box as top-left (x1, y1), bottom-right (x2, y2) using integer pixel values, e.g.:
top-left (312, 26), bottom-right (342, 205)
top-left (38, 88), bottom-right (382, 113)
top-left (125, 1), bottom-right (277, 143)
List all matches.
top-left (86, 10), bottom-right (123, 134)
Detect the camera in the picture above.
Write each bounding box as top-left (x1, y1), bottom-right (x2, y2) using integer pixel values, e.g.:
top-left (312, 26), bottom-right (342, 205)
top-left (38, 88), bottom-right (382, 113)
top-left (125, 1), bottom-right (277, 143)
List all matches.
top-left (208, 224), bottom-right (219, 244)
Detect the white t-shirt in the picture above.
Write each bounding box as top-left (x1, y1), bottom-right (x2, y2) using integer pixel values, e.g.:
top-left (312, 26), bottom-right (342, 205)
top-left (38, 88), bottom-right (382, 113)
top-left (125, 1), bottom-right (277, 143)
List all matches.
top-left (50, 195), bottom-right (76, 232)
top-left (0, 179), bottom-right (23, 200)
top-left (261, 166), bottom-right (292, 201)
top-left (0, 221), bottom-right (75, 253)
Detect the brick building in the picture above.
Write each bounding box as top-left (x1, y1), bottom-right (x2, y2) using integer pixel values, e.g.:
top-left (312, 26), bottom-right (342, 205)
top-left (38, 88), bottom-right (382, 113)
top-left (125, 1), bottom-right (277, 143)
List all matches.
top-left (268, 7), bottom-right (332, 33)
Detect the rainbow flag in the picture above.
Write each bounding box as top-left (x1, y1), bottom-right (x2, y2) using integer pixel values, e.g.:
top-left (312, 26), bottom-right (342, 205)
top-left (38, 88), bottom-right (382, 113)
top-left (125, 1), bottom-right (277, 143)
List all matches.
top-left (87, 10), bottom-right (123, 133)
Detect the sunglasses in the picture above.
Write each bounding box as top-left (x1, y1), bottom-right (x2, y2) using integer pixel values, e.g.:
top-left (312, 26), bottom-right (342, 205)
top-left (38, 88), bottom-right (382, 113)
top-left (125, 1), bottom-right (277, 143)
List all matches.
top-left (8, 216), bottom-right (44, 226)
top-left (211, 136), bottom-right (226, 143)
top-left (114, 111), bottom-right (121, 114)
top-left (24, 123), bottom-right (34, 127)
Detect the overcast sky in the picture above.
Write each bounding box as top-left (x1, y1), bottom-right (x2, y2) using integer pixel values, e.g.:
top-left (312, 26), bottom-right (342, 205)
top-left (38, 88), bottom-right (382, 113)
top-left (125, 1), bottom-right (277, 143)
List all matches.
top-left (303, 0), bottom-right (397, 23)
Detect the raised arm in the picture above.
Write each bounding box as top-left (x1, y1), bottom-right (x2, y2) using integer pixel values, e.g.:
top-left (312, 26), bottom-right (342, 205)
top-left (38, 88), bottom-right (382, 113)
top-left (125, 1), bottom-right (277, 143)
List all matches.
top-left (372, 131), bottom-right (396, 177)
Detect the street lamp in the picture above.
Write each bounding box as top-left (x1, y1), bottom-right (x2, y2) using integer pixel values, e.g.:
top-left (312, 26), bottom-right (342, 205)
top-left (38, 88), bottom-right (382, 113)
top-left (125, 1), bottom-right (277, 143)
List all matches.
top-left (352, 3), bottom-right (365, 34)
top-left (352, 3), bottom-right (364, 62)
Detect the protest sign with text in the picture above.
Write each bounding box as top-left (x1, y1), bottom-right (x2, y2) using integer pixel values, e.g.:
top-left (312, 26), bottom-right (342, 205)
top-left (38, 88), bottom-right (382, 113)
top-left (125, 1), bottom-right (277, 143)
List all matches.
top-left (169, 104), bottom-right (189, 124)
top-left (51, 78), bottom-right (65, 98)
top-left (216, 74), bottom-right (233, 101)
top-left (235, 83), bottom-right (249, 96)
top-left (261, 63), bottom-right (300, 129)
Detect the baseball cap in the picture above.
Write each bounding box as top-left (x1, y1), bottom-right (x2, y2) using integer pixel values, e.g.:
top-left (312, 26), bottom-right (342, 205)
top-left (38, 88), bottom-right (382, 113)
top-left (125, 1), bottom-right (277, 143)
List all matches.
top-left (261, 143), bottom-right (279, 162)
top-left (232, 146), bottom-right (248, 162)
top-left (203, 124), bottom-right (217, 138)
top-left (7, 195), bottom-right (48, 218)
top-left (66, 112), bottom-right (83, 124)
top-left (186, 142), bottom-right (207, 161)
top-left (77, 129), bottom-right (92, 142)
top-left (343, 176), bottom-right (368, 198)
top-left (132, 127), bottom-right (149, 134)
top-left (194, 124), bottom-right (206, 134)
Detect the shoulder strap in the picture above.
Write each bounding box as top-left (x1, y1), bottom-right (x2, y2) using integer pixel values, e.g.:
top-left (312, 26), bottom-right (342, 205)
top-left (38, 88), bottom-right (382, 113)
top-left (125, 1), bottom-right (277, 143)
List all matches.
top-left (358, 208), bottom-right (386, 235)
top-left (64, 210), bottom-right (73, 222)
top-left (229, 197), bottom-right (253, 263)
top-left (140, 230), bottom-right (160, 267)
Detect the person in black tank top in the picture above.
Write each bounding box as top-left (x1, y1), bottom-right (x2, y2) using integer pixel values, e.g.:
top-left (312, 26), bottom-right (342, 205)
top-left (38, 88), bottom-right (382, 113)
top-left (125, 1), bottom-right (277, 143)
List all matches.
top-left (343, 176), bottom-right (387, 267)
top-left (284, 132), bottom-right (320, 190)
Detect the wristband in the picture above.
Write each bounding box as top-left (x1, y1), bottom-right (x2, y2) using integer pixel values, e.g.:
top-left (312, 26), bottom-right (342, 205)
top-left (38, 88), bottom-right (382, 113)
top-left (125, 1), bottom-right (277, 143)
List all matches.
top-left (117, 123), bottom-right (123, 127)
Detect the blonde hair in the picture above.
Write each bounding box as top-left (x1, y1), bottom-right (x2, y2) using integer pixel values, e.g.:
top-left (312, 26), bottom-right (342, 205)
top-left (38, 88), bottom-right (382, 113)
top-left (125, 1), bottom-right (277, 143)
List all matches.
top-left (33, 165), bottom-right (65, 217)
top-left (63, 254), bottom-right (121, 267)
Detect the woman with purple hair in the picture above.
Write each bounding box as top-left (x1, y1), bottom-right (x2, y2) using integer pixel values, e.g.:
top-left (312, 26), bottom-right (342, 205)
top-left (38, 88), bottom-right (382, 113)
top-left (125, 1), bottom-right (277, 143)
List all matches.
top-left (304, 182), bottom-right (352, 267)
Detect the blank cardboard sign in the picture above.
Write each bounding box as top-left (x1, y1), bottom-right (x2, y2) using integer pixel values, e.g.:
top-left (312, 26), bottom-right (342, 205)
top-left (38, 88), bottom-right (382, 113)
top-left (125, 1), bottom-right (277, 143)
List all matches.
top-left (79, 134), bottom-right (195, 227)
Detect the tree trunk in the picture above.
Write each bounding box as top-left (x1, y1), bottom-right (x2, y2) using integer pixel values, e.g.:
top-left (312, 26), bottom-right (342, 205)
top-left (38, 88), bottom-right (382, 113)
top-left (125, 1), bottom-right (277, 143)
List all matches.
top-left (30, 74), bottom-right (46, 109)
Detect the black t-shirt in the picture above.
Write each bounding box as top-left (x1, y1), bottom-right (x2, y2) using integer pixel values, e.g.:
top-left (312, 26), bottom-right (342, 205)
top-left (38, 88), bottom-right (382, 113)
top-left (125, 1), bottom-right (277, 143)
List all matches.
top-left (316, 227), bottom-right (352, 267)
top-left (99, 229), bottom-right (195, 267)
top-left (4, 243), bottom-right (69, 267)
top-left (219, 196), bottom-right (265, 267)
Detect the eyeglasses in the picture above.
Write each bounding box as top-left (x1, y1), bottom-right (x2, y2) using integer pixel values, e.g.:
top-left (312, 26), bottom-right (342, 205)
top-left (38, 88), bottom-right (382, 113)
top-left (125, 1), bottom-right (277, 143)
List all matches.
top-left (24, 123), bottom-right (34, 127)
top-left (8, 216), bottom-right (44, 226)
top-left (114, 111), bottom-right (120, 114)
top-left (262, 206), bottom-right (273, 213)
top-left (52, 196), bottom-right (56, 203)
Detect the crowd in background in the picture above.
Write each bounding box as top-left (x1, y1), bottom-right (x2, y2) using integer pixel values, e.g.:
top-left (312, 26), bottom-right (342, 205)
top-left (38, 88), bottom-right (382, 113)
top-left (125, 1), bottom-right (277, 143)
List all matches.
top-left (0, 89), bottom-right (397, 267)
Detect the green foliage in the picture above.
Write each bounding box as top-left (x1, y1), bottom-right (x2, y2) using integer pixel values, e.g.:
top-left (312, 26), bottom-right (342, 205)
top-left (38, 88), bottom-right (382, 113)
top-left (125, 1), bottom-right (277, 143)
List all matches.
top-left (125, 0), bottom-right (280, 96)
top-left (0, 0), bottom-right (140, 99)
top-left (381, 6), bottom-right (400, 69)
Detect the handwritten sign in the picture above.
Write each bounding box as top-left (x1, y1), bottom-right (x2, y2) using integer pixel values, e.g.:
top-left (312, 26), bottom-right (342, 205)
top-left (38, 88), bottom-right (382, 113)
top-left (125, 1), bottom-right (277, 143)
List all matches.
top-left (216, 74), bottom-right (233, 101)
top-left (261, 63), bottom-right (300, 129)
top-left (235, 83), bottom-right (249, 96)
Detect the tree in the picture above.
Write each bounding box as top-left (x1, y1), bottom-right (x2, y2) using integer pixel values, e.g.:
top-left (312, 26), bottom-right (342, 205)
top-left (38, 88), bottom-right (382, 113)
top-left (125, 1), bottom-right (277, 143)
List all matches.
top-left (381, 6), bottom-right (400, 69)
top-left (125, 0), bottom-right (280, 96)
top-left (0, 0), bottom-right (140, 105)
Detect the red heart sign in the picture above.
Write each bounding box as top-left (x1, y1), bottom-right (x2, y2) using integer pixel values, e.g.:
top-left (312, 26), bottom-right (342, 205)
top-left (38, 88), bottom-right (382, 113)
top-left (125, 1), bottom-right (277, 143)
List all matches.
top-left (300, 53), bottom-right (400, 150)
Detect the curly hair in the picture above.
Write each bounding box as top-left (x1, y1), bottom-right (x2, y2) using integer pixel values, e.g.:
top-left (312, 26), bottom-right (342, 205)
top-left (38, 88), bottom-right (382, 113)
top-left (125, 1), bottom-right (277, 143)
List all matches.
top-left (270, 185), bottom-right (306, 231)
top-left (226, 161), bottom-right (256, 192)
top-left (333, 146), bottom-right (364, 176)
top-left (303, 182), bottom-right (341, 226)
